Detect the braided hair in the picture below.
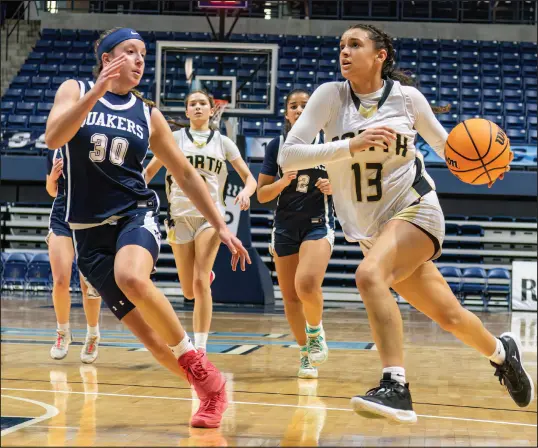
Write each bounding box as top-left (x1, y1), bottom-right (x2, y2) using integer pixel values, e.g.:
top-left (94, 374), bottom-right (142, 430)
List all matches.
top-left (349, 24), bottom-right (450, 114)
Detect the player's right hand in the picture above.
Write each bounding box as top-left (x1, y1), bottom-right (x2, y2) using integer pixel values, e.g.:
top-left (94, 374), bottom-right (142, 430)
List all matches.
top-left (218, 227), bottom-right (252, 272)
top-left (92, 54), bottom-right (127, 98)
top-left (50, 158), bottom-right (63, 181)
top-left (349, 127), bottom-right (396, 153)
top-left (280, 171), bottom-right (297, 186)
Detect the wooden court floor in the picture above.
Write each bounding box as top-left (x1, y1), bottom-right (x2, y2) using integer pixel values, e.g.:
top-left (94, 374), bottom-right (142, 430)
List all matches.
top-left (1, 296), bottom-right (536, 446)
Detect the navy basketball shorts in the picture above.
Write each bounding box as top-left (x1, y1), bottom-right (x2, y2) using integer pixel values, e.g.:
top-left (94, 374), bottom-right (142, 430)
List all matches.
top-left (46, 196), bottom-right (73, 244)
top-left (270, 223), bottom-right (335, 258)
top-left (73, 210), bottom-right (162, 320)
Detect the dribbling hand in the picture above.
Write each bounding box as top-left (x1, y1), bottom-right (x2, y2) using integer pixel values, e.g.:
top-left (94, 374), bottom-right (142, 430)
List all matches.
top-left (234, 190), bottom-right (251, 211)
top-left (218, 227), bottom-right (252, 272)
top-left (280, 171), bottom-right (297, 186)
top-left (488, 151), bottom-right (514, 188)
top-left (349, 127), bottom-right (396, 153)
top-left (92, 54), bottom-right (127, 98)
top-left (50, 158), bottom-right (63, 181)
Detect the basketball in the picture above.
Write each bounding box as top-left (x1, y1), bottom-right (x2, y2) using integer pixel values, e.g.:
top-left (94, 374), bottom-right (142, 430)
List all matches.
top-left (444, 118), bottom-right (512, 185)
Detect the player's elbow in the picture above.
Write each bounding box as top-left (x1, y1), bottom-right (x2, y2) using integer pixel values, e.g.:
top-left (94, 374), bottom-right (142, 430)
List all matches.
top-left (256, 188), bottom-right (270, 203)
top-left (44, 130), bottom-right (61, 150)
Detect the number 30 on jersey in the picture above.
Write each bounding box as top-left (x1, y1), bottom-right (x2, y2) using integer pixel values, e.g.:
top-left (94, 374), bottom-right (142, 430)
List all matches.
top-left (89, 133), bottom-right (129, 165)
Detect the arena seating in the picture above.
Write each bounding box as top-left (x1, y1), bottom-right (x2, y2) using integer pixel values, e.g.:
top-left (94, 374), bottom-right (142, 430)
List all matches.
top-left (1, 202), bottom-right (535, 309)
top-left (1, 30), bottom-right (537, 165)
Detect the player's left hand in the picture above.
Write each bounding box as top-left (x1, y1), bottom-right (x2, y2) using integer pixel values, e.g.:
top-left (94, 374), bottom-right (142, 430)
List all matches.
top-left (488, 151), bottom-right (514, 188)
top-left (218, 227), bottom-right (252, 271)
top-left (315, 178), bottom-right (332, 195)
top-left (234, 190), bottom-right (251, 211)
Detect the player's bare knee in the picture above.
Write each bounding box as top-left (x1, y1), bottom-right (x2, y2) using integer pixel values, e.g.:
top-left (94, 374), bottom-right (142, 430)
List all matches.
top-left (436, 307), bottom-right (464, 333)
top-left (295, 273), bottom-right (321, 298)
top-left (115, 270), bottom-right (148, 298)
top-left (192, 276), bottom-right (210, 296)
top-left (282, 292), bottom-right (301, 305)
top-left (355, 262), bottom-right (383, 294)
top-left (53, 273), bottom-right (71, 291)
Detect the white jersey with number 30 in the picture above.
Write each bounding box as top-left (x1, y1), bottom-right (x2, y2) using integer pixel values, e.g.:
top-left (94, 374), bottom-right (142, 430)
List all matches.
top-left (278, 80), bottom-right (449, 242)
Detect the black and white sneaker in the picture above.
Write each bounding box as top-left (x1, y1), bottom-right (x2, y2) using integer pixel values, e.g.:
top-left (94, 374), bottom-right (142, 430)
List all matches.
top-left (491, 332), bottom-right (535, 408)
top-left (350, 373), bottom-right (417, 423)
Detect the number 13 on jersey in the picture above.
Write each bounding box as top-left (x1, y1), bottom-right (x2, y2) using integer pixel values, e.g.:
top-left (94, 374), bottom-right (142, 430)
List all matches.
top-left (352, 163), bottom-right (383, 202)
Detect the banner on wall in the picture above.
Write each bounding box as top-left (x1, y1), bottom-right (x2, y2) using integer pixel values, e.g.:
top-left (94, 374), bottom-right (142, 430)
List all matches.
top-left (223, 170), bottom-right (244, 236)
top-left (245, 137), bottom-right (274, 159)
top-left (511, 261), bottom-right (537, 311)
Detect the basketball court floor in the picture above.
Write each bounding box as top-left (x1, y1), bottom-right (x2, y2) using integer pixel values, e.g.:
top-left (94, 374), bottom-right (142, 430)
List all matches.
top-left (1, 296), bottom-right (536, 446)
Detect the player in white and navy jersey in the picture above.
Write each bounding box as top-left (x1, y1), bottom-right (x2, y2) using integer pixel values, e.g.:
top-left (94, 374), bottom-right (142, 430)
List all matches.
top-left (45, 27), bottom-right (250, 429)
top-left (278, 24), bottom-right (533, 422)
top-left (145, 90), bottom-right (257, 352)
top-left (258, 89), bottom-right (334, 379)
top-left (46, 148), bottom-right (102, 364)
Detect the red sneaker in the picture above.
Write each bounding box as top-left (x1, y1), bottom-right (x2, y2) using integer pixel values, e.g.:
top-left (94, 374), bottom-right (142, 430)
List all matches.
top-left (190, 385), bottom-right (228, 429)
top-left (179, 350), bottom-right (225, 399)
top-left (210, 270), bottom-right (216, 285)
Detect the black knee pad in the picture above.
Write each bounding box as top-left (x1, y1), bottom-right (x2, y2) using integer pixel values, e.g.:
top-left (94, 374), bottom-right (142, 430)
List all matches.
top-left (98, 273), bottom-right (136, 321)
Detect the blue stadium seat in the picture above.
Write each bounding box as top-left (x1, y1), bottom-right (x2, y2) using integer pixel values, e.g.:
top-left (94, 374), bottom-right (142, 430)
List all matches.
top-left (440, 51), bottom-right (459, 62)
top-left (279, 58), bottom-right (297, 70)
top-left (445, 223), bottom-right (459, 235)
top-left (521, 53), bottom-right (538, 66)
top-left (60, 29), bottom-right (78, 40)
top-left (502, 64), bottom-right (522, 77)
top-left (417, 63), bottom-right (438, 76)
top-left (16, 102), bottom-right (36, 114)
top-left (52, 76), bottom-right (70, 88)
top-left (298, 58), bottom-right (317, 70)
top-left (41, 28), bottom-right (58, 39)
top-left (31, 76), bottom-right (51, 88)
top-left (24, 89), bottom-right (44, 101)
top-left (242, 120), bottom-right (263, 137)
top-left (439, 87), bottom-right (459, 102)
top-left (460, 101), bottom-right (481, 114)
top-left (29, 115), bottom-right (47, 130)
top-left (483, 114), bottom-right (504, 127)
top-left (460, 51), bottom-right (478, 64)
top-left (27, 51), bottom-right (45, 62)
top-left (264, 122), bottom-right (283, 137)
top-left (37, 102), bottom-right (53, 115)
top-left (460, 76), bottom-right (480, 89)
top-left (35, 40), bottom-right (53, 51)
top-left (480, 41), bottom-right (500, 52)
top-left (502, 52), bottom-right (520, 65)
top-left (301, 47), bottom-right (319, 59)
top-left (78, 29), bottom-right (98, 40)
top-left (461, 88), bottom-right (481, 101)
top-left (420, 50), bottom-right (438, 64)
top-left (1, 254), bottom-right (28, 290)
top-left (7, 115), bottom-right (28, 130)
top-left (438, 62), bottom-right (459, 76)
top-left (460, 63), bottom-right (480, 76)
top-left (26, 253), bottom-right (52, 291)
top-left (19, 63), bottom-right (39, 76)
top-left (11, 75), bottom-right (30, 87)
top-left (529, 129), bottom-right (537, 144)
top-left (481, 64), bottom-right (501, 76)
top-left (482, 76), bottom-right (502, 89)
top-left (503, 89), bottom-right (524, 102)
top-left (398, 49), bottom-right (418, 62)
top-left (58, 64), bottom-right (78, 76)
top-left (316, 72), bottom-right (336, 84)
top-left (504, 102), bottom-right (524, 116)
top-left (461, 267), bottom-right (487, 302)
top-left (45, 52), bottom-right (65, 63)
top-left (1, 101), bottom-right (14, 113)
top-left (486, 269), bottom-right (511, 302)
top-left (421, 86), bottom-right (438, 102)
top-left (503, 76), bottom-right (523, 89)
top-left (460, 40), bottom-right (479, 51)
top-left (491, 215), bottom-right (515, 222)
top-left (277, 70), bottom-right (295, 82)
top-left (3, 88), bottom-right (23, 100)
top-left (44, 89), bottom-right (56, 101)
top-left (79, 65), bottom-right (94, 76)
top-left (53, 41), bottom-right (71, 51)
top-left (506, 128), bottom-right (527, 143)
top-left (281, 46), bottom-right (298, 58)
top-left (65, 52), bottom-right (84, 62)
top-left (39, 64), bottom-right (58, 76)
top-left (526, 103), bottom-right (537, 116)
top-left (320, 47), bottom-right (338, 59)
top-left (524, 77), bottom-right (537, 90)
top-left (72, 40), bottom-right (91, 51)
top-left (482, 89), bottom-right (502, 102)
top-left (505, 116), bottom-right (526, 129)
top-left (460, 225), bottom-right (484, 236)
top-left (439, 75), bottom-right (459, 88)
top-left (318, 59), bottom-right (337, 72)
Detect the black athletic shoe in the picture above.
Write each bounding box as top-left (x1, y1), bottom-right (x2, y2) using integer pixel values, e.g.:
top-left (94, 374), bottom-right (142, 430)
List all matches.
top-left (350, 373), bottom-right (417, 423)
top-left (491, 332), bottom-right (535, 408)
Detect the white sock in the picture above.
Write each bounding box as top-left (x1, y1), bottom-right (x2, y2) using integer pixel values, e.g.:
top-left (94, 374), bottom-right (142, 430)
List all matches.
top-left (488, 338), bottom-right (506, 365)
top-left (306, 322), bottom-right (322, 337)
top-left (57, 322), bottom-right (70, 332)
top-left (383, 366), bottom-right (406, 385)
top-left (87, 324), bottom-right (100, 337)
top-left (169, 333), bottom-right (195, 359)
top-left (194, 332), bottom-right (208, 351)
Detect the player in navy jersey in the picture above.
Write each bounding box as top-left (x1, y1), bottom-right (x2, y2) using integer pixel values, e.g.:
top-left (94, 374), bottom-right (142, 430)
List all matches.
top-left (257, 89), bottom-right (334, 379)
top-left (45, 27), bottom-right (250, 429)
top-left (46, 148), bottom-right (102, 364)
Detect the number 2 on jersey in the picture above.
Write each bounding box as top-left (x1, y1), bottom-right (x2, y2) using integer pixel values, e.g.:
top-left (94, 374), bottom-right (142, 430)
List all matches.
top-left (352, 163), bottom-right (383, 202)
top-left (89, 133), bottom-right (129, 165)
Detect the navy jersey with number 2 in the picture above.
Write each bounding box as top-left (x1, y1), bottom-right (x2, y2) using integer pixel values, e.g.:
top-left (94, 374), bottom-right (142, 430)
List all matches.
top-left (63, 80), bottom-right (158, 225)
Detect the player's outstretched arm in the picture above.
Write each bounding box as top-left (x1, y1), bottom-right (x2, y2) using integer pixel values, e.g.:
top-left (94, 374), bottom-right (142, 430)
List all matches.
top-left (229, 159), bottom-right (257, 211)
top-left (149, 107), bottom-right (251, 271)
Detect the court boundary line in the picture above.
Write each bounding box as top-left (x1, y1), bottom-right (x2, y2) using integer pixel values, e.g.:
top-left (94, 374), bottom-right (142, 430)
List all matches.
top-left (2, 377), bottom-right (535, 415)
top-left (2, 387), bottom-right (536, 428)
top-left (1, 395), bottom-right (59, 437)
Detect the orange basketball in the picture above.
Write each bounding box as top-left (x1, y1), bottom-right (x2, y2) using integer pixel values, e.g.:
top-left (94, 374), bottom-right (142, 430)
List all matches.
top-left (444, 118), bottom-right (512, 185)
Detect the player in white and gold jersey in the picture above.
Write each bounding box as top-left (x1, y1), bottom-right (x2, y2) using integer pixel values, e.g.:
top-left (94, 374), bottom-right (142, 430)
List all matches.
top-left (146, 90), bottom-right (257, 352)
top-left (279, 24), bottom-right (532, 423)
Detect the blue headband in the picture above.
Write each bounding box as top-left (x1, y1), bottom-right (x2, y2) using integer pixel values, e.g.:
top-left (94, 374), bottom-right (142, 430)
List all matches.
top-left (97, 28), bottom-right (145, 59)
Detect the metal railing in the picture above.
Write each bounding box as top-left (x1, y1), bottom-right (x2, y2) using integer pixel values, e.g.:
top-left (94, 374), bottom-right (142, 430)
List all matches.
top-left (4, 1), bottom-right (39, 61)
top-left (41, 0), bottom-right (537, 24)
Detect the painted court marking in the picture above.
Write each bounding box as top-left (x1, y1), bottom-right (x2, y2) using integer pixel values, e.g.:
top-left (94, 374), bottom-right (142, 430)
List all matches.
top-left (1, 395), bottom-right (59, 437)
top-left (1, 387), bottom-right (535, 428)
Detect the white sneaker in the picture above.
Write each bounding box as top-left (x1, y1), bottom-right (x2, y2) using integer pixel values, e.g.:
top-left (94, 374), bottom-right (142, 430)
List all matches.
top-left (307, 329), bottom-right (329, 366)
top-left (80, 334), bottom-right (100, 364)
top-left (298, 353), bottom-right (318, 379)
top-left (50, 329), bottom-right (72, 360)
